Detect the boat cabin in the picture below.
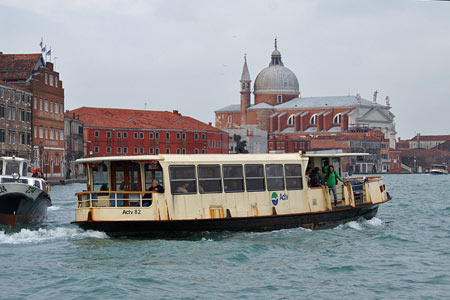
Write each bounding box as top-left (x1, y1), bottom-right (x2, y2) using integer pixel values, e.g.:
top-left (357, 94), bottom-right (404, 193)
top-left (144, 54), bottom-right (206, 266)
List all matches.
top-left (75, 153), bottom-right (390, 223)
top-left (0, 156), bottom-right (48, 190)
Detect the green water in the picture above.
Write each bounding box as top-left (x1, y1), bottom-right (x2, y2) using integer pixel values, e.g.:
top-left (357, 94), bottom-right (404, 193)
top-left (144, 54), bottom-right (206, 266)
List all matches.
top-left (1, 174), bottom-right (449, 299)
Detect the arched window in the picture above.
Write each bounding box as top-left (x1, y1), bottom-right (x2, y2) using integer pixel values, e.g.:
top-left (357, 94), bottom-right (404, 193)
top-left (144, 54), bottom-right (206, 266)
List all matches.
top-left (333, 113), bottom-right (342, 124)
top-left (310, 114), bottom-right (317, 125)
top-left (287, 114), bottom-right (295, 126)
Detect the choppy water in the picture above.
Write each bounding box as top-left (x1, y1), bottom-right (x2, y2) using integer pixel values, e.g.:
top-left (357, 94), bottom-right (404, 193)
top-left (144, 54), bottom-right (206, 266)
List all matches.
top-left (1, 174), bottom-right (450, 299)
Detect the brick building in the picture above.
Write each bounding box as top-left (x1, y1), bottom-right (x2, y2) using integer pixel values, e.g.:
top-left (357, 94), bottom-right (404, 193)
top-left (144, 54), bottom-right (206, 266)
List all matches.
top-left (69, 107), bottom-right (229, 157)
top-left (0, 82), bottom-right (32, 158)
top-left (0, 53), bottom-right (65, 179)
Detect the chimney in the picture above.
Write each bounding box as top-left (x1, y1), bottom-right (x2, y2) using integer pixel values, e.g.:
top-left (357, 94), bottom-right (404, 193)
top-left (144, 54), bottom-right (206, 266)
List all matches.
top-left (208, 122), bottom-right (212, 126)
top-left (77, 114), bottom-right (80, 120)
top-left (73, 112), bottom-right (75, 119)
top-left (173, 110), bottom-right (179, 115)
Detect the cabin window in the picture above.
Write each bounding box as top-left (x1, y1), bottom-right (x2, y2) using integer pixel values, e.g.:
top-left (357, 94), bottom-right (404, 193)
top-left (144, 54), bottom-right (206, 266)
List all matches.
top-left (223, 164), bottom-right (244, 193)
top-left (5, 162), bottom-right (20, 175)
top-left (285, 164), bottom-right (303, 190)
top-left (92, 164), bottom-right (108, 191)
top-left (169, 165), bottom-right (197, 194)
top-left (266, 164), bottom-right (284, 191)
top-left (245, 164), bottom-right (265, 192)
top-left (198, 165), bottom-right (222, 194)
top-left (145, 163), bottom-right (163, 190)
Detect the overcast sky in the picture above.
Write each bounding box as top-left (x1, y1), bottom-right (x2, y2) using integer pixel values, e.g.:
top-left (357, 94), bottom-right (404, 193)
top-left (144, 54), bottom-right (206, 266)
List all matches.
top-left (1, 0), bottom-right (449, 139)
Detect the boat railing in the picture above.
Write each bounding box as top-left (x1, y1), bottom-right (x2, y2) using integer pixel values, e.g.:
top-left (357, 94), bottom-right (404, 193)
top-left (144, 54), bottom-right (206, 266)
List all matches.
top-left (75, 191), bottom-right (158, 208)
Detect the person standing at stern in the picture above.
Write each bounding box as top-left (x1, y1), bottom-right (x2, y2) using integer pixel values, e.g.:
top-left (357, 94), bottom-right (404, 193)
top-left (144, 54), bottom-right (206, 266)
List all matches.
top-left (325, 165), bottom-right (345, 206)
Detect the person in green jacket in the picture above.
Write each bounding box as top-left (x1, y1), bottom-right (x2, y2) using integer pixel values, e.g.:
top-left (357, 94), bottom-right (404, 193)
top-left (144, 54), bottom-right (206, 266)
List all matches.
top-left (325, 165), bottom-right (345, 206)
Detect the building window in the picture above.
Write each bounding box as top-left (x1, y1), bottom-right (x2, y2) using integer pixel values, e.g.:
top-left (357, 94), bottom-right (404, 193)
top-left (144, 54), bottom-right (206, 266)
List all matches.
top-left (39, 98), bottom-right (43, 110)
top-left (310, 114), bottom-right (317, 125)
top-left (194, 148), bottom-right (199, 154)
top-left (155, 148), bottom-right (159, 155)
top-left (45, 73), bottom-right (48, 84)
top-left (55, 76), bottom-right (58, 88)
top-left (50, 100), bottom-right (53, 112)
top-left (60, 129), bottom-right (64, 140)
top-left (27, 133), bottom-right (31, 145)
top-left (140, 132), bottom-right (144, 139)
top-left (117, 147), bottom-right (122, 154)
top-left (55, 153), bottom-right (59, 165)
top-left (202, 133), bottom-right (206, 140)
top-left (287, 114), bottom-right (295, 126)
top-left (123, 147), bottom-right (128, 154)
top-left (140, 147), bottom-right (144, 154)
top-left (134, 147), bottom-right (138, 154)
top-left (0, 105), bottom-right (4, 118)
top-left (166, 148), bottom-right (170, 154)
top-left (277, 95), bottom-right (282, 104)
top-left (44, 99), bottom-right (48, 112)
top-left (134, 132), bottom-right (138, 139)
top-left (94, 131), bottom-right (99, 138)
top-left (49, 127), bottom-right (54, 139)
top-left (49, 74), bottom-right (54, 86)
top-left (176, 132), bottom-right (181, 140)
top-left (166, 132), bottom-right (170, 140)
top-left (182, 148), bottom-right (186, 154)
top-left (26, 111), bottom-right (31, 122)
top-left (123, 132), bottom-right (128, 139)
top-left (176, 148), bottom-right (181, 154)
top-left (194, 133), bottom-right (199, 140)
top-left (117, 132), bottom-right (122, 139)
top-left (182, 133), bottom-right (186, 140)
top-left (202, 149), bottom-right (206, 154)
top-left (94, 146), bottom-right (99, 153)
top-left (106, 131), bottom-right (111, 139)
top-left (155, 132), bottom-right (160, 139)
top-left (0, 129), bottom-right (4, 143)
top-left (107, 147), bottom-right (111, 153)
top-left (333, 113), bottom-right (342, 124)
top-left (34, 97), bottom-right (37, 109)
top-left (149, 132), bottom-right (154, 139)
top-left (34, 126), bottom-right (37, 138)
top-left (149, 148), bottom-right (154, 154)
top-left (19, 132), bottom-right (25, 145)
top-left (227, 115), bottom-right (232, 123)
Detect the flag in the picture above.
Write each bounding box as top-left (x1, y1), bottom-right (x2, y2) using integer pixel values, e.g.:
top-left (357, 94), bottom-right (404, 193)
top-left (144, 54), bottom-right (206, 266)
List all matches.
top-left (46, 48), bottom-right (51, 56)
top-left (39, 37), bottom-right (43, 48)
top-left (41, 45), bottom-right (46, 53)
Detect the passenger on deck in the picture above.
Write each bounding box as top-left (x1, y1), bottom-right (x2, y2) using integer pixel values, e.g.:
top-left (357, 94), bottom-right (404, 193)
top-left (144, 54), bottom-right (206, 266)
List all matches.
top-left (309, 168), bottom-right (322, 187)
top-left (305, 167), bottom-right (312, 186)
top-left (149, 179), bottom-right (164, 193)
top-left (325, 165), bottom-right (345, 206)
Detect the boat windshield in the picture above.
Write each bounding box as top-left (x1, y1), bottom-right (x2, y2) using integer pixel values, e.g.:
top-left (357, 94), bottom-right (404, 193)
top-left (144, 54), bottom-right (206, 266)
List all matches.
top-left (5, 161), bottom-right (20, 175)
top-left (432, 165), bottom-right (447, 170)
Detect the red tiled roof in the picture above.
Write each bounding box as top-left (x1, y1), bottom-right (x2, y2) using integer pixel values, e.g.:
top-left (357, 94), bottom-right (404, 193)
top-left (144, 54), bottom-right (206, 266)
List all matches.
top-left (69, 107), bottom-right (224, 133)
top-left (0, 80), bottom-right (30, 92)
top-left (410, 135), bottom-right (450, 141)
top-left (0, 53), bottom-right (42, 81)
top-left (400, 148), bottom-right (450, 157)
top-left (310, 139), bottom-right (350, 150)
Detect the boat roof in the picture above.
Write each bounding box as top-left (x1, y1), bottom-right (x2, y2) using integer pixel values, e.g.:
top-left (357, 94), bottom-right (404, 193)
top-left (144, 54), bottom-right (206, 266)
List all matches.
top-left (0, 156), bottom-right (29, 162)
top-left (76, 152), bottom-right (370, 164)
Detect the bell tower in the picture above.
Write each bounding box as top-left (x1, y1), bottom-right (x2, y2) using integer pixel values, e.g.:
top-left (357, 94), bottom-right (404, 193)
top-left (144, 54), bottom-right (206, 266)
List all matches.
top-left (240, 54), bottom-right (251, 125)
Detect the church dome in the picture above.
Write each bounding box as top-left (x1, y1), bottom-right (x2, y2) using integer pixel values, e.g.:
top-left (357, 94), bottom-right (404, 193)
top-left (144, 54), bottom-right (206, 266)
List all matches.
top-left (254, 65), bottom-right (299, 95)
top-left (254, 40), bottom-right (299, 96)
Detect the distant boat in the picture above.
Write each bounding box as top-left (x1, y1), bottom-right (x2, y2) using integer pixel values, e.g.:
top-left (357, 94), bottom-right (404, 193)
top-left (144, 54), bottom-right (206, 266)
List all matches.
top-left (71, 152), bottom-right (392, 237)
top-left (430, 164), bottom-right (448, 175)
top-left (0, 157), bottom-right (51, 228)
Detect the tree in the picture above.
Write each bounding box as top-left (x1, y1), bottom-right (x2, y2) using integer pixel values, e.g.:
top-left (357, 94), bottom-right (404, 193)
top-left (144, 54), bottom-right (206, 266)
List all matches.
top-left (233, 134), bottom-right (248, 153)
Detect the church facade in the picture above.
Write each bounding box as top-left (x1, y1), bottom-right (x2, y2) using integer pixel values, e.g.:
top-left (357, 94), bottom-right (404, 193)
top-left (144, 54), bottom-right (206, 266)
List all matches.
top-left (215, 41), bottom-right (397, 154)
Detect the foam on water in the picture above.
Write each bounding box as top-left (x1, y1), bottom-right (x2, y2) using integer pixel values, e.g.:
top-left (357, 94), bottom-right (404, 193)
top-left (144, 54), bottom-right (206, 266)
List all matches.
top-left (48, 205), bottom-right (61, 211)
top-left (0, 227), bottom-right (108, 244)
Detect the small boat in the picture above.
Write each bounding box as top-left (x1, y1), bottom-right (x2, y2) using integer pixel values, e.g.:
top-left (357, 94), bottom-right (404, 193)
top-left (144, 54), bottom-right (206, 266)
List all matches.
top-left (430, 164), bottom-right (448, 175)
top-left (72, 152), bottom-right (392, 237)
top-left (0, 156), bottom-right (51, 228)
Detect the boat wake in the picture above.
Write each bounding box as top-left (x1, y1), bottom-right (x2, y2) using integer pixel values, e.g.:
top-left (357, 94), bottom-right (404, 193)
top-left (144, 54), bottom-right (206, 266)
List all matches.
top-left (341, 217), bottom-right (384, 231)
top-left (48, 205), bottom-right (61, 211)
top-left (0, 227), bottom-right (108, 244)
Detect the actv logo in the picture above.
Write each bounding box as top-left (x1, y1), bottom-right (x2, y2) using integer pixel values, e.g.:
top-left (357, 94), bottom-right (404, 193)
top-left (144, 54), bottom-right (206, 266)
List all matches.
top-left (272, 192), bottom-right (288, 206)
